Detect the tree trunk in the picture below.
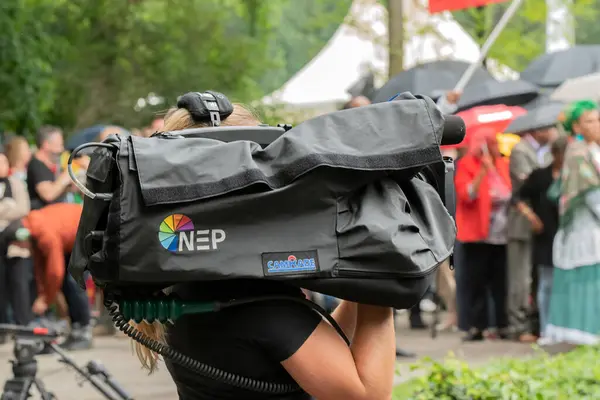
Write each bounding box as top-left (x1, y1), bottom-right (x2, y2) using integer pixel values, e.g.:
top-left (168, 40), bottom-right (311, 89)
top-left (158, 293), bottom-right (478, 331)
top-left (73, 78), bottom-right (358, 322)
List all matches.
top-left (388, 0), bottom-right (404, 78)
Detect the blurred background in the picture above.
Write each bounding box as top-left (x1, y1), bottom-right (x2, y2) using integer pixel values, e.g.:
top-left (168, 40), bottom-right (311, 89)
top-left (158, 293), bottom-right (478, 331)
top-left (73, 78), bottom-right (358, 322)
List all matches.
top-left (3, 0), bottom-right (600, 399)
top-left (1, 0), bottom-right (599, 137)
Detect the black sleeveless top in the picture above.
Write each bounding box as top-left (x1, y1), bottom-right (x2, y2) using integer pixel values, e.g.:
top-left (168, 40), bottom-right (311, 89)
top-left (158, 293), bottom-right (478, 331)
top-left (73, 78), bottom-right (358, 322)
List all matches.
top-left (165, 279), bottom-right (321, 400)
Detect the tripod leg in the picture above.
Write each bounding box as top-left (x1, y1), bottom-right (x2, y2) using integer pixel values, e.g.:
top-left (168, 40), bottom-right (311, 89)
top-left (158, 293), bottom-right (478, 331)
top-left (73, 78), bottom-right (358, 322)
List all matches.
top-left (32, 379), bottom-right (55, 400)
top-left (1, 377), bottom-right (34, 400)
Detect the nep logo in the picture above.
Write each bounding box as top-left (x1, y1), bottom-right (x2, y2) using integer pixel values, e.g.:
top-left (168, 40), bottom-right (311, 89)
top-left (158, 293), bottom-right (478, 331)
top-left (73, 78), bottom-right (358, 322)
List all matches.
top-left (158, 214), bottom-right (226, 253)
top-left (266, 254), bottom-right (317, 274)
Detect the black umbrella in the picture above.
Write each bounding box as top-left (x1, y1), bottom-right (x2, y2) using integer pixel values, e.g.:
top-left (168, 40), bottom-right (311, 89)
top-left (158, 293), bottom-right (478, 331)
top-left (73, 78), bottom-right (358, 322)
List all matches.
top-left (522, 95), bottom-right (563, 111)
top-left (520, 45), bottom-right (600, 89)
top-left (66, 125), bottom-right (106, 151)
top-left (371, 60), bottom-right (495, 103)
top-left (455, 79), bottom-right (540, 112)
top-left (505, 102), bottom-right (566, 134)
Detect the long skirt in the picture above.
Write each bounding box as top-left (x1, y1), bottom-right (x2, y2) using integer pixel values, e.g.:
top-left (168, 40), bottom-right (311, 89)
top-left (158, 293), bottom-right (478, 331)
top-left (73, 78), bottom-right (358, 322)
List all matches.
top-left (546, 264), bottom-right (600, 345)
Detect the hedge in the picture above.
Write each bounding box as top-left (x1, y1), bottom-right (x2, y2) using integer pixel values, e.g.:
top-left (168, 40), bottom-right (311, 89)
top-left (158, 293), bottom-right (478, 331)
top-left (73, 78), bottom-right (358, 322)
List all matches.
top-left (393, 345), bottom-right (600, 399)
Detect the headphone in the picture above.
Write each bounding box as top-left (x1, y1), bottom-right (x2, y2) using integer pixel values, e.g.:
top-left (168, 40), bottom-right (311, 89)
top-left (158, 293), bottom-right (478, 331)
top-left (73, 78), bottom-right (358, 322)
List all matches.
top-left (176, 91), bottom-right (234, 127)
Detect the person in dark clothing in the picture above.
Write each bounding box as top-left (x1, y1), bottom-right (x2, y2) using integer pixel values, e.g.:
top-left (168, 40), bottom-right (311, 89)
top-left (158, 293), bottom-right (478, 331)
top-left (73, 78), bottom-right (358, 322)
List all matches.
top-left (131, 97), bottom-right (397, 400)
top-left (165, 281), bottom-right (322, 400)
top-left (27, 126), bottom-right (71, 210)
top-left (512, 136), bottom-right (568, 338)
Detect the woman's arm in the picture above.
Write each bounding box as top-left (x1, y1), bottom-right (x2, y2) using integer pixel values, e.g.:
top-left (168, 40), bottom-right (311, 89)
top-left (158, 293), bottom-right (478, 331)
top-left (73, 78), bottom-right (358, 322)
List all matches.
top-left (511, 172), bottom-right (544, 231)
top-left (330, 301), bottom-right (357, 342)
top-left (455, 158), bottom-right (485, 202)
top-left (0, 198), bottom-right (17, 220)
top-left (0, 178), bottom-right (30, 220)
top-left (8, 177), bottom-right (30, 219)
top-left (515, 201), bottom-right (544, 233)
top-left (282, 305), bottom-right (395, 400)
top-left (467, 169), bottom-right (487, 199)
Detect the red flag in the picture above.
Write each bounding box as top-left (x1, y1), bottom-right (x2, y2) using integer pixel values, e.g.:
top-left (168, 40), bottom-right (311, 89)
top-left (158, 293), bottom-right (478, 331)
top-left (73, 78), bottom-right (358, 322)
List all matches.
top-left (428, 0), bottom-right (508, 14)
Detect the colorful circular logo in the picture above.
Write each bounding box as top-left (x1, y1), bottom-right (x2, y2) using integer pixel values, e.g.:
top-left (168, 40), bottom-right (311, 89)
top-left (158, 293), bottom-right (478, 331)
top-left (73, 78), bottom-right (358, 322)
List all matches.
top-left (158, 214), bottom-right (195, 252)
top-left (288, 255), bottom-right (297, 261)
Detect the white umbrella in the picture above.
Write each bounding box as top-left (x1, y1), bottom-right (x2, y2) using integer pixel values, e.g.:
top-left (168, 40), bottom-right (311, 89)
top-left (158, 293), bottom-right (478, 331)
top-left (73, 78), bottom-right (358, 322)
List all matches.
top-left (550, 72), bottom-right (600, 103)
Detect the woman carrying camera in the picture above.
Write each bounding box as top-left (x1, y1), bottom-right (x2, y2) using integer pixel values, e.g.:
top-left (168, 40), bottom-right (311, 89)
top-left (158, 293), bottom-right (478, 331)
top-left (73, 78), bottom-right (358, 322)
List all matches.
top-left (133, 95), bottom-right (397, 400)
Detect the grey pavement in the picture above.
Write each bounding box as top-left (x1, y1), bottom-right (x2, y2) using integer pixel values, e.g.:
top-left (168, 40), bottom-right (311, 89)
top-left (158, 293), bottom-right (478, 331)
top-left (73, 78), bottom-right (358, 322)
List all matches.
top-left (393, 312), bottom-right (535, 385)
top-left (0, 313), bottom-right (535, 399)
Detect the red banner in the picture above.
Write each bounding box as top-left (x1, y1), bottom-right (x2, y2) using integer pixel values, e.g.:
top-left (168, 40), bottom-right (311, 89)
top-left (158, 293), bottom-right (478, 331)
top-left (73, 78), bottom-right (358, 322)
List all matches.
top-left (428, 0), bottom-right (508, 14)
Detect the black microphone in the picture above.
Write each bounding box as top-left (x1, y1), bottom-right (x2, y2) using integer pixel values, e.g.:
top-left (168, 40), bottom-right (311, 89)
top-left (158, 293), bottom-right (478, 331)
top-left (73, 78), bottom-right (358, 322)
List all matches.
top-left (441, 115), bottom-right (466, 146)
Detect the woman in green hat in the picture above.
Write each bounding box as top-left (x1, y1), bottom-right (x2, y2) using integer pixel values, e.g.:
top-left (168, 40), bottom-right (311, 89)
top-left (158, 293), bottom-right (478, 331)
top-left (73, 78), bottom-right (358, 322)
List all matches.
top-left (546, 100), bottom-right (600, 344)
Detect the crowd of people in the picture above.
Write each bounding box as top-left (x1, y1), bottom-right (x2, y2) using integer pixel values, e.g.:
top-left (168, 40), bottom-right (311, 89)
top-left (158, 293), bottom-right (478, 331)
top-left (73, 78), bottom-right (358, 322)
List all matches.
top-left (450, 99), bottom-right (600, 345)
top-left (1, 95), bottom-right (599, 359)
top-left (0, 123), bottom-right (161, 349)
top-left (339, 92), bottom-right (600, 348)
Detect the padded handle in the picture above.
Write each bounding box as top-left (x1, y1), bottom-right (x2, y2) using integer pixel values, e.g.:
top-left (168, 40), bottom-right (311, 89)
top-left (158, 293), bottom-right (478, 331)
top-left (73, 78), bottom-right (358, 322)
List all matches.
top-left (157, 126), bottom-right (286, 146)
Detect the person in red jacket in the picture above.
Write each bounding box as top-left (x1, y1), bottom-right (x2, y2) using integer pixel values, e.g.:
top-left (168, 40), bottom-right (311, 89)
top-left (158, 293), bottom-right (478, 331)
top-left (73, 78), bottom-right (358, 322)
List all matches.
top-left (21, 203), bottom-right (92, 350)
top-left (454, 129), bottom-right (511, 341)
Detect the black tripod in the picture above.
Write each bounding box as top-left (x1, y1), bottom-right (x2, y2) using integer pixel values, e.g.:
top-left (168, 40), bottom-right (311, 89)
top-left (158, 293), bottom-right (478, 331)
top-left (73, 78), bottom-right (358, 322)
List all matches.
top-left (0, 324), bottom-right (132, 400)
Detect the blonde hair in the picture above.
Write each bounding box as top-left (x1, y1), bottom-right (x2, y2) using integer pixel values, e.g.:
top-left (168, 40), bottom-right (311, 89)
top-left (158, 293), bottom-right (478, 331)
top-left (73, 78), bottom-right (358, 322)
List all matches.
top-left (133, 102), bottom-right (261, 373)
top-left (162, 103), bottom-right (260, 131)
top-left (5, 136), bottom-right (29, 168)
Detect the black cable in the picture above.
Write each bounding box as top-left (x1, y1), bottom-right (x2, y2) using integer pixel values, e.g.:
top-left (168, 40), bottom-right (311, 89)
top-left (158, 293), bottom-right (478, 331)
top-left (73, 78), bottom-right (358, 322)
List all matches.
top-left (104, 293), bottom-right (348, 394)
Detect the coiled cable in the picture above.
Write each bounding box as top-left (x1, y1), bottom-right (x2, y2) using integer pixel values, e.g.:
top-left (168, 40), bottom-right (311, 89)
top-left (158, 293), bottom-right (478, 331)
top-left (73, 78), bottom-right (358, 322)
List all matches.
top-left (104, 293), bottom-right (348, 394)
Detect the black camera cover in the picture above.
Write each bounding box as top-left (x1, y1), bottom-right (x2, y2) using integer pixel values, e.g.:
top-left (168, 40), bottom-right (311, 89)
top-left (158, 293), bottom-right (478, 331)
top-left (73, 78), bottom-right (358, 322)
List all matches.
top-left (69, 94), bottom-right (456, 309)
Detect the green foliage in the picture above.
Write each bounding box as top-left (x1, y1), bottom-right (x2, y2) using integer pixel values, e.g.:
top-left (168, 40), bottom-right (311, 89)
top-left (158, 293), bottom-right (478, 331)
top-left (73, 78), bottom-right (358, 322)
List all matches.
top-left (452, 1), bottom-right (547, 71)
top-left (393, 346), bottom-right (600, 400)
top-left (574, 0), bottom-right (600, 44)
top-left (261, 0), bottom-right (352, 93)
top-left (0, 0), bottom-right (63, 136)
top-left (0, 0), bottom-right (350, 136)
top-left (452, 0), bottom-right (599, 71)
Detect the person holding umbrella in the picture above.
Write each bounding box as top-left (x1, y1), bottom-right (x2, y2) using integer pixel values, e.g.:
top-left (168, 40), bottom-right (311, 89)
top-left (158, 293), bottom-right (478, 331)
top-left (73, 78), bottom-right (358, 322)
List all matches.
top-left (455, 129), bottom-right (511, 341)
top-left (546, 100), bottom-right (600, 345)
top-left (436, 90), bottom-right (462, 114)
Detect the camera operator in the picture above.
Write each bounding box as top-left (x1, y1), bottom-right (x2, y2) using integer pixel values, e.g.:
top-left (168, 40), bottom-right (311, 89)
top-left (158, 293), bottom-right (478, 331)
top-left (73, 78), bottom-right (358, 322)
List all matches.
top-left (16, 203), bottom-right (93, 351)
top-left (132, 97), bottom-right (396, 400)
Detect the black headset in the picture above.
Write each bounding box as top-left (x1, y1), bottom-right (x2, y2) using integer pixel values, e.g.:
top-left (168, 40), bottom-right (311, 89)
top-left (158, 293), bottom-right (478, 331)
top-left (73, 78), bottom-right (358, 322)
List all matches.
top-left (176, 91), bottom-right (234, 127)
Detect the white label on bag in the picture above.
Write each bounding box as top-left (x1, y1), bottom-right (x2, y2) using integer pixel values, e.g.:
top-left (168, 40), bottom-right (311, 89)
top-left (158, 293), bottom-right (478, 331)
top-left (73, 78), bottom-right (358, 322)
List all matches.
top-left (158, 214), bottom-right (226, 253)
top-left (178, 229), bottom-right (226, 252)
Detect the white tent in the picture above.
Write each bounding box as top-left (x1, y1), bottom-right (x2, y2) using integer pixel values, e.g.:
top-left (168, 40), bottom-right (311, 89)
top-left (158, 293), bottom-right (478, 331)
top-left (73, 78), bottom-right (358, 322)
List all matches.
top-left (263, 0), bottom-right (517, 109)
